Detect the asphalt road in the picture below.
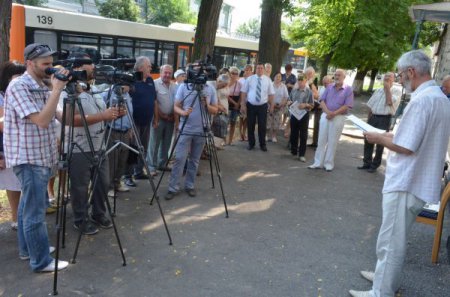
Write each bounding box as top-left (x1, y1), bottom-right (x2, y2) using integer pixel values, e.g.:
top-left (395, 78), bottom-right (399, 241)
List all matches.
top-left (1, 96), bottom-right (449, 297)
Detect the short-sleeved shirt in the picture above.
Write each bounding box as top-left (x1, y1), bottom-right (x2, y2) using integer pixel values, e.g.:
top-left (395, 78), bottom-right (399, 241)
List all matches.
top-left (366, 86), bottom-right (401, 115)
top-left (241, 74), bottom-right (275, 105)
top-left (4, 72), bottom-right (58, 168)
top-left (58, 90), bottom-right (106, 152)
top-left (155, 78), bottom-right (177, 116)
top-left (273, 83), bottom-right (289, 105)
top-left (102, 87), bottom-right (133, 131)
top-left (290, 87), bottom-right (313, 107)
top-left (383, 80), bottom-right (450, 203)
top-left (320, 83), bottom-right (354, 112)
top-left (175, 83), bottom-right (217, 135)
top-left (130, 77), bottom-right (156, 126)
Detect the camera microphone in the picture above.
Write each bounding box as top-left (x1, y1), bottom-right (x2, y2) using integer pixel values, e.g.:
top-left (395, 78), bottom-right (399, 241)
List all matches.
top-left (46, 68), bottom-right (88, 82)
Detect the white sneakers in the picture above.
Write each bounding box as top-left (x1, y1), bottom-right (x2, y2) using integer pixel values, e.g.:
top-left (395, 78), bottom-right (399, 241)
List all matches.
top-left (360, 270), bottom-right (374, 282)
top-left (299, 156), bottom-right (306, 162)
top-left (39, 259), bottom-right (69, 273)
top-left (348, 290), bottom-right (371, 297)
top-left (348, 271), bottom-right (374, 297)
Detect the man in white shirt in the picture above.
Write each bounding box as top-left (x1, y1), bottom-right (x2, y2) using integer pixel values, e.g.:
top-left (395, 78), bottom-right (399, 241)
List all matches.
top-left (240, 63), bottom-right (275, 151)
top-left (349, 50), bottom-right (450, 297)
top-left (357, 72), bottom-right (401, 173)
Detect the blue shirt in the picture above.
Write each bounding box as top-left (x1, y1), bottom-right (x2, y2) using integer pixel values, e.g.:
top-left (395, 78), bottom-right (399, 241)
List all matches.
top-left (130, 77), bottom-right (156, 126)
top-left (175, 83), bottom-right (217, 135)
top-left (102, 87), bottom-right (133, 131)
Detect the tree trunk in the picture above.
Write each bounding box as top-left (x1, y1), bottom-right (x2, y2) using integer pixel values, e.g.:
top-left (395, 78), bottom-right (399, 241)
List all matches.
top-left (192, 0), bottom-right (223, 62)
top-left (258, 0), bottom-right (289, 75)
top-left (352, 69), bottom-right (368, 95)
top-left (1, 0), bottom-right (12, 64)
top-left (319, 52), bottom-right (333, 82)
top-left (367, 68), bottom-right (378, 93)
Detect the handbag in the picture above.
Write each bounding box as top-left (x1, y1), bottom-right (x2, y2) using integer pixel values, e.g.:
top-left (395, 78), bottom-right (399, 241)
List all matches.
top-left (212, 113), bottom-right (228, 138)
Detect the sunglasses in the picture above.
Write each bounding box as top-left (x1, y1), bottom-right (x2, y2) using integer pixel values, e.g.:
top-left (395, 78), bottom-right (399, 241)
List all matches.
top-left (26, 45), bottom-right (52, 60)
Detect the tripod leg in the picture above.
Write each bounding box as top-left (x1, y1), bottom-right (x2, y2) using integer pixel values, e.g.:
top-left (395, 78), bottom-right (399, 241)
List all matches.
top-left (207, 134), bottom-right (229, 218)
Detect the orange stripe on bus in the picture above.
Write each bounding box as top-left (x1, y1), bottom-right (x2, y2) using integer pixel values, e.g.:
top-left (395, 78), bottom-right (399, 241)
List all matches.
top-left (10, 4), bottom-right (26, 63)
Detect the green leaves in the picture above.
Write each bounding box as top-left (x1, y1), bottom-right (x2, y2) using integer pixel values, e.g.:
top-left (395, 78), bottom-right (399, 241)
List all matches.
top-left (287, 0), bottom-right (440, 73)
top-left (145, 0), bottom-right (195, 26)
top-left (97, 0), bottom-right (141, 22)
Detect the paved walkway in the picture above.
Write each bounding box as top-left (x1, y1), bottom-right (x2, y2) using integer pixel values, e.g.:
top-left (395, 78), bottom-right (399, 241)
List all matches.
top-left (1, 96), bottom-right (449, 297)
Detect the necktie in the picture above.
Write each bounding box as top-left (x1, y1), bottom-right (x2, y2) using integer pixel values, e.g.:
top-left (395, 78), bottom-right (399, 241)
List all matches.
top-left (256, 77), bottom-right (261, 102)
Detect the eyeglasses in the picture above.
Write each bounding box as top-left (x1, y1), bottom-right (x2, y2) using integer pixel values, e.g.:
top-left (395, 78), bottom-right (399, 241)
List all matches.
top-left (26, 44), bottom-right (52, 60)
top-left (396, 68), bottom-right (410, 79)
top-left (231, 72), bottom-right (238, 75)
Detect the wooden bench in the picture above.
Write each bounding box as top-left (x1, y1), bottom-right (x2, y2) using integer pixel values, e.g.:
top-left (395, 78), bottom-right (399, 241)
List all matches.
top-left (416, 183), bottom-right (450, 264)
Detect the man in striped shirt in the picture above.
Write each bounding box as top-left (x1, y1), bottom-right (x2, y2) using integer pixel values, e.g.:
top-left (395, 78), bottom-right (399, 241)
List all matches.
top-left (4, 43), bottom-right (69, 272)
top-left (357, 73), bottom-right (401, 173)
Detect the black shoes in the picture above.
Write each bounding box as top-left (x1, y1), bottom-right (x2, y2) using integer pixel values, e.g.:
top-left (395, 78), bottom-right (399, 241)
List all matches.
top-left (73, 220), bottom-right (99, 235)
top-left (133, 173), bottom-right (149, 180)
top-left (186, 188), bottom-right (196, 197)
top-left (260, 145), bottom-right (268, 152)
top-left (91, 215), bottom-right (113, 229)
top-left (247, 145), bottom-right (254, 150)
top-left (165, 191), bottom-right (177, 200)
top-left (367, 167), bottom-right (377, 173)
top-left (357, 165), bottom-right (371, 170)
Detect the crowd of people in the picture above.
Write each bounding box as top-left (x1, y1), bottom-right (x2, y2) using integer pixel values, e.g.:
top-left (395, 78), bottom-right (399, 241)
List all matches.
top-left (1, 43), bottom-right (449, 294)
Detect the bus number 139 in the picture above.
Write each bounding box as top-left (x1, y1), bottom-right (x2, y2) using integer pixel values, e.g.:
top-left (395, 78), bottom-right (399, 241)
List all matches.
top-left (37, 15), bottom-right (53, 25)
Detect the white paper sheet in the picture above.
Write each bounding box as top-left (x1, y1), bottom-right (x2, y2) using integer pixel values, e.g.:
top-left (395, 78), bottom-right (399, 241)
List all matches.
top-left (346, 114), bottom-right (386, 133)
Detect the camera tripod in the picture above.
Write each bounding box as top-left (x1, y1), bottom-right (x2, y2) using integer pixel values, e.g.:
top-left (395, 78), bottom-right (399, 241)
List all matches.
top-left (150, 82), bottom-right (229, 218)
top-left (52, 82), bottom-right (126, 295)
top-left (102, 84), bottom-right (172, 240)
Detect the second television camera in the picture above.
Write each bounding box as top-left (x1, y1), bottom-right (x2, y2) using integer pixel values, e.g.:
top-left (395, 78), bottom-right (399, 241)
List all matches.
top-left (186, 56), bottom-right (217, 85)
top-left (95, 58), bottom-right (143, 85)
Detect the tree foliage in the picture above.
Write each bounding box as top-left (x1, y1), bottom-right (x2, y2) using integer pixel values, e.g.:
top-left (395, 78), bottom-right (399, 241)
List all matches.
top-left (236, 18), bottom-right (261, 39)
top-left (145, 0), bottom-right (196, 26)
top-left (97, 0), bottom-right (141, 22)
top-left (20, 0), bottom-right (48, 6)
top-left (287, 0), bottom-right (441, 92)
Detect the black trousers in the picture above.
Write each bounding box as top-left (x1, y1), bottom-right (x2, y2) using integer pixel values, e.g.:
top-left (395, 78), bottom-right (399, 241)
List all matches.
top-left (290, 113), bottom-right (310, 157)
top-left (247, 102), bottom-right (268, 147)
top-left (363, 114), bottom-right (391, 168)
top-left (311, 108), bottom-right (322, 146)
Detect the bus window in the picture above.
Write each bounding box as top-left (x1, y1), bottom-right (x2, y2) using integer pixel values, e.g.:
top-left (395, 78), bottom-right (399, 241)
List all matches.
top-left (159, 43), bottom-right (175, 67)
top-left (213, 47), bottom-right (233, 69)
top-left (177, 45), bottom-right (189, 70)
top-left (232, 51), bottom-right (249, 70)
top-left (100, 37), bottom-right (114, 59)
top-left (61, 34), bottom-right (100, 61)
top-left (33, 30), bottom-right (57, 53)
top-left (135, 40), bottom-right (156, 62)
top-left (117, 38), bottom-right (133, 59)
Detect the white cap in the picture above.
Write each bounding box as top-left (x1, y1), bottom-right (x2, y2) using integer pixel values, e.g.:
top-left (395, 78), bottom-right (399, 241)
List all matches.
top-left (174, 69), bottom-right (186, 78)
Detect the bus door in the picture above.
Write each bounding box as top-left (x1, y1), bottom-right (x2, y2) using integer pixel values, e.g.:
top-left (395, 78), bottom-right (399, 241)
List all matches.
top-left (177, 45), bottom-right (190, 70)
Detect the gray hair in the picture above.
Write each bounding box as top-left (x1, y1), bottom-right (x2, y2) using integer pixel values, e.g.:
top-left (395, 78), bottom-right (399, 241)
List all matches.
top-left (396, 50), bottom-right (431, 76)
top-left (160, 64), bottom-right (173, 73)
top-left (305, 66), bottom-right (316, 76)
top-left (134, 56), bottom-right (150, 72)
top-left (442, 74), bottom-right (450, 83)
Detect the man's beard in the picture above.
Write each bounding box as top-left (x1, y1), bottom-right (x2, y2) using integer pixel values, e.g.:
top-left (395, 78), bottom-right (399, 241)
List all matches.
top-left (402, 77), bottom-right (413, 93)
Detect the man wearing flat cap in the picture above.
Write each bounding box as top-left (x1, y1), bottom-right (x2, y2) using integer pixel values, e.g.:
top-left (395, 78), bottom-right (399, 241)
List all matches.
top-left (4, 43), bottom-right (70, 272)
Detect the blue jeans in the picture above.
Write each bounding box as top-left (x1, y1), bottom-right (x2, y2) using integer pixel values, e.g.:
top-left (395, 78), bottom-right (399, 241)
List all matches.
top-left (168, 134), bottom-right (206, 192)
top-left (14, 164), bottom-right (53, 271)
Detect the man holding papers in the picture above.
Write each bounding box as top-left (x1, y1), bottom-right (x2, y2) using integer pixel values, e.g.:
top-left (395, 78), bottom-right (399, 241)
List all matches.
top-left (308, 69), bottom-right (353, 171)
top-left (289, 74), bottom-right (313, 162)
top-left (357, 72), bottom-right (401, 173)
top-left (349, 50), bottom-right (450, 297)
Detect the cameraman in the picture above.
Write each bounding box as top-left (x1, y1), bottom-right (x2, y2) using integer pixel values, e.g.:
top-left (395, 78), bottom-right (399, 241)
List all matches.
top-left (4, 43), bottom-right (69, 272)
top-left (57, 53), bottom-right (119, 235)
top-left (164, 68), bottom-right (218, 200)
